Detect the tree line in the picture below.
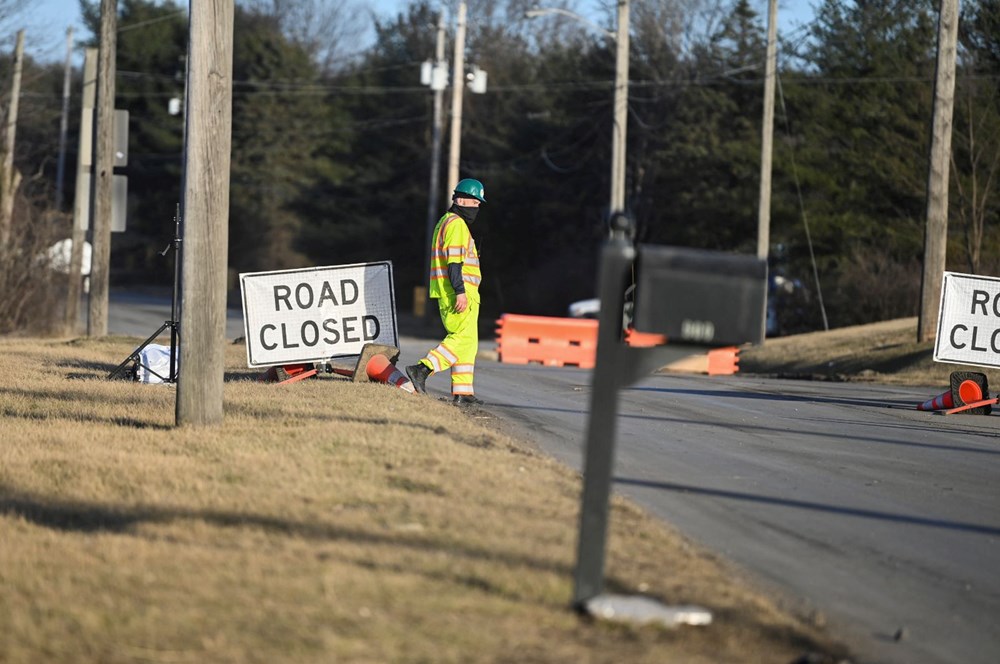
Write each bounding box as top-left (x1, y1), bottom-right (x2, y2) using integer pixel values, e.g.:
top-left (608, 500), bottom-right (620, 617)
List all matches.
top-left (3, 0), bottom-right (999, 336)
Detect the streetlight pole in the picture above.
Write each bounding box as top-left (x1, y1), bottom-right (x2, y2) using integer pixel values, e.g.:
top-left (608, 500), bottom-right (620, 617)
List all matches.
top-left (526, 3), bottom-right (629, 216)
top-left (426, 12), bottom-right (446, 268)
top-left (446, 1), bottom-right (467, 194)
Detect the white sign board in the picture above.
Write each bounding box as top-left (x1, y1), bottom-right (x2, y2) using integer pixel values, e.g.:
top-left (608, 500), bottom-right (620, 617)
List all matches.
top-left (934, 271), bottom-right (1000, 369)
top-left (240, 262), bottom-right (398, 367)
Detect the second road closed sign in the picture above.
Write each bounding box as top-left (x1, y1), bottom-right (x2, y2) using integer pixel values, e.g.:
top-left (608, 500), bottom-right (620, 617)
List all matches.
top-left (240, 262), bottom-right (398, 367)
top-left (934, 271), bottom-right (1000, 369)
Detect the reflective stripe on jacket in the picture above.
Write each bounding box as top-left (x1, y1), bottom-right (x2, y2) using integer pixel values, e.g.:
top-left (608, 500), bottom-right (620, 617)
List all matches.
top-left (428, 212), bottom-right (481, 300)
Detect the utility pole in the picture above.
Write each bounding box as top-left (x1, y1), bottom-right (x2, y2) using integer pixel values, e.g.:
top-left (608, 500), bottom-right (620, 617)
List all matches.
top-left (55, 27), bottom-right (74, 211)
top-left (0, 29), bottom-right (24, 251)
top-left (757, 0), bottom-right (777, 261)
top-left (65, 48), bottom-right (97, 333)
top-left (918, 0), bottom-right (960, 342)
top-left (87, 0), bottom-right (117, 337)
top-left (425, 13), bottom-right (446, 255)
top-left (446, 1), bottom-right (466, 193)
top-left (176, 0), bottom-right (235, 426)
top-left (419, 12), bottom-right (447, 318)
top-left (609, 0), bottom-right (629, 214)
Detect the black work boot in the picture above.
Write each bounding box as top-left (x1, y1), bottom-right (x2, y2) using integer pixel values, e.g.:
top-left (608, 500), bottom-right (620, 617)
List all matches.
top-left (452, 395), bottom-right (485, 406)
top-left (405, 363), bottom-right (431, 394)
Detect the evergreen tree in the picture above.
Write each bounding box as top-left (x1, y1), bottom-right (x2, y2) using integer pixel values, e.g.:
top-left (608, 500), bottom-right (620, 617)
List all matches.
top-left (462, 10), bottom-right (615, 315)
top-left (58, 0), bottom-right (998, 331)
top-left (782, 0), bottom-right (939, 326)
top-left (229, 5), bottom-right (344, 272)
top-left (953, 0), bottom-right (1000, 273)
top-left (635, 0), bottom-right (763, 253)
top-left (293, 2), bottom-right (435, 299)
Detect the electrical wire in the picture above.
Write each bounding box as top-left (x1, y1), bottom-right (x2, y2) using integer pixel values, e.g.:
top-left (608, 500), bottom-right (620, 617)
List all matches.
top-left (111, 57), bottom-right (1000, 99)
top-left (118, 10), bottom-right (187, 34)
top-left (776, 71), bottom-right (829, 331)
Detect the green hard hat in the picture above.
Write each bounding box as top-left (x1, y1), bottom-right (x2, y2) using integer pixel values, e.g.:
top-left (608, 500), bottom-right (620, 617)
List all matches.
top-left (453, 178), bottom-right (486, 203)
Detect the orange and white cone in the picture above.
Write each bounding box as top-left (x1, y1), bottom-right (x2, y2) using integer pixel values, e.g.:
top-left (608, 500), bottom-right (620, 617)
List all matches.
top-left (366, 354), bottom-right (416, 394)
top-left (917, 379), bottom-right (983, 411)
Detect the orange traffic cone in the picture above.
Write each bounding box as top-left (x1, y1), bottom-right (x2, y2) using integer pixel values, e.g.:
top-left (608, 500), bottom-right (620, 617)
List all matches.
top-left (366, 354), bottom-right (416, 394)
top-left (917, 371), bottom-right (991, 415)
top-left (918, 381), bottom-right (982, 411)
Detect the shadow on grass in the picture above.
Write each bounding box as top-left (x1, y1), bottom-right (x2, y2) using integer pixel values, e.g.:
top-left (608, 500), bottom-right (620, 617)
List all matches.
top-left (61, 365), bottom-right (263, 384)
top-left (0, 483), bottom-right (847, 660)
top-left (0, 484), bottom-right (570, 583)
top-left (0, 407), bottom-right (173, 430)
top-left (0, 383), bottom-right (510, 448)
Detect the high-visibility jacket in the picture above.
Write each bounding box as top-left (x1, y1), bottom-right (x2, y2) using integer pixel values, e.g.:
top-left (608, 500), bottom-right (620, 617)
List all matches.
top-left (428, 212), bottom-right (481, 301)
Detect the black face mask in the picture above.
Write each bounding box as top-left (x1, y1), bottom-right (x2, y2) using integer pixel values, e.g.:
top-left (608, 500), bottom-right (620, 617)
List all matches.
top-left (451, 203), bottom-right (479, 224)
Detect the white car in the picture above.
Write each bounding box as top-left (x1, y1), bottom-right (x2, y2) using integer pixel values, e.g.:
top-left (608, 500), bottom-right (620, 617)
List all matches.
top-left (567, 298), bottom-right (600, 319)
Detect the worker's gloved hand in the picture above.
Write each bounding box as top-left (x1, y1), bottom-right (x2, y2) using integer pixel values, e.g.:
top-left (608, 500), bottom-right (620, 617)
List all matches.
top-left (454, 293), bottom-right (468, 313)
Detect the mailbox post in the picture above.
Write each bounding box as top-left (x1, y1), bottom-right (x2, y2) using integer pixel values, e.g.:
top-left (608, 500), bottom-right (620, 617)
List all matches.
top-left (573, 213), bottom-right (766, 622)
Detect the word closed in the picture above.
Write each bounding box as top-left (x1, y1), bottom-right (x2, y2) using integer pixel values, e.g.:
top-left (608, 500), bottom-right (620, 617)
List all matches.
top-left (241, 262), bottom-right (398, 367)
top-left (934, 272), bottom-right (1000, 369)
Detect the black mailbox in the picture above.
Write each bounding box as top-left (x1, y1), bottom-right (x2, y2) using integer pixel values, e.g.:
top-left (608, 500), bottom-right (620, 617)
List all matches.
top-left (631, 245), bottom-right (767, 347)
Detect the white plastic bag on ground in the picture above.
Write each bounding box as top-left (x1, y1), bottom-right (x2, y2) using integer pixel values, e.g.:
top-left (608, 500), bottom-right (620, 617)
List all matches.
top-left (137, 344), bottom-right (178, 384)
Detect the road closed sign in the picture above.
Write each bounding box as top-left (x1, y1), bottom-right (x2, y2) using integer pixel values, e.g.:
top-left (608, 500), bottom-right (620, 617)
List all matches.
top-left (934, 271), bottom-right (1000, 369)
top-left (240, 262), bottom-right (398, 367)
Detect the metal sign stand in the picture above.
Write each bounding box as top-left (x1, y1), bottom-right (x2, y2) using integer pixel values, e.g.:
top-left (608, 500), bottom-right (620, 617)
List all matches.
top-left (107, 208), bottom-right (182, 382)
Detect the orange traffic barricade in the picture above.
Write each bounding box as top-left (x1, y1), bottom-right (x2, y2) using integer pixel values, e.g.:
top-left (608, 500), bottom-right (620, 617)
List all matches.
top-left (496, 314), bottom-right (599, 368)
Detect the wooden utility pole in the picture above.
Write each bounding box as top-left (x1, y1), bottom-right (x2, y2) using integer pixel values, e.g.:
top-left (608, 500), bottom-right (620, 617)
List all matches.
top-left (609, 0), bottom-right (629, 214)
top-left (757, 0), bottom-right (777, 261)
top-left (446, 1), bottom-right (466, 193)
top-left (176, 0), bottom-right (235, 426)
top-left (65, 48), bottom-right (97, 333)
top-left (918, 0), bottom-right (960, 342)
top-left (0, 29), bottom-right (24, 251)
top-left (87, 0), bottom-right (117, 337)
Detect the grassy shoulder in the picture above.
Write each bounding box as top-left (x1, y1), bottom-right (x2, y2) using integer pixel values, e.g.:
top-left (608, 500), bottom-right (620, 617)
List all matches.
top-left (741, 317), bottom-right (1000, 388)
top-left (0, 335), bottom-right (846, 663)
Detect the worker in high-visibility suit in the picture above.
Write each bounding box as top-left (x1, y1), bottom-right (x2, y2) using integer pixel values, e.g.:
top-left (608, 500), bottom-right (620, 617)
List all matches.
top-left (406, 178), bottom-right (486, 405)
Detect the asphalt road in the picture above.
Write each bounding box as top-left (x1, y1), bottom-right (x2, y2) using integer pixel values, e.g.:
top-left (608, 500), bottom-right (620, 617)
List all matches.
top-left (105, 293), bottom-right (999, 664)
top-left (420, 356), bottom-right (1000, 664)
top-left (103, 289), bottom-right (247, 341)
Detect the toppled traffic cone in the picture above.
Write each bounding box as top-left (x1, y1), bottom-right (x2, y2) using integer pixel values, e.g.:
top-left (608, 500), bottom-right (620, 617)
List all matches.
top-left (917, 371), bottom-right (992, 415)
top-left (318, 344), bottom-right (402, 382)
top-left (366, 354), bottom-right (416, 394)
top-left (259, 363), bottom-right (318, 384)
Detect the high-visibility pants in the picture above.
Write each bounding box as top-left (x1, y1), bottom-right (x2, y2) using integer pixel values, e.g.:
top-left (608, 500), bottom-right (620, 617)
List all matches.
top-left (419, 294), bottom-right (479, 396)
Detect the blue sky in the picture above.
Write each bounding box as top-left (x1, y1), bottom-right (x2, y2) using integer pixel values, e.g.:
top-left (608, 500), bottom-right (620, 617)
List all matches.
top-left (21, 1), bottom-right (816, 65)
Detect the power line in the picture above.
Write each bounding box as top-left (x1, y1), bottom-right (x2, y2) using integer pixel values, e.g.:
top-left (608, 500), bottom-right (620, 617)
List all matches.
top-left (118, 10), bottom-right (187, 34)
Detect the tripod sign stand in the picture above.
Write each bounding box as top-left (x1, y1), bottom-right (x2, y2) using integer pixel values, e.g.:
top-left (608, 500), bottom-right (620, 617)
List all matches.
top-left (108, 208), bottom-right (182, 382)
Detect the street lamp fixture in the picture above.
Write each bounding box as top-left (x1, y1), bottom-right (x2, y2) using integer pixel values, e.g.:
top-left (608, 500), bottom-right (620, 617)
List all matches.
top-left (526, 3), bottom-right (630, 215)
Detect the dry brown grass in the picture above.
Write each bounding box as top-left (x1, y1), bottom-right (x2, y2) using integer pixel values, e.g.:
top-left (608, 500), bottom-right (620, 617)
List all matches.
top-left (0, 335), bottom-right (845, 663)
top-left (741, 317), bottom-right (1000, 387)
